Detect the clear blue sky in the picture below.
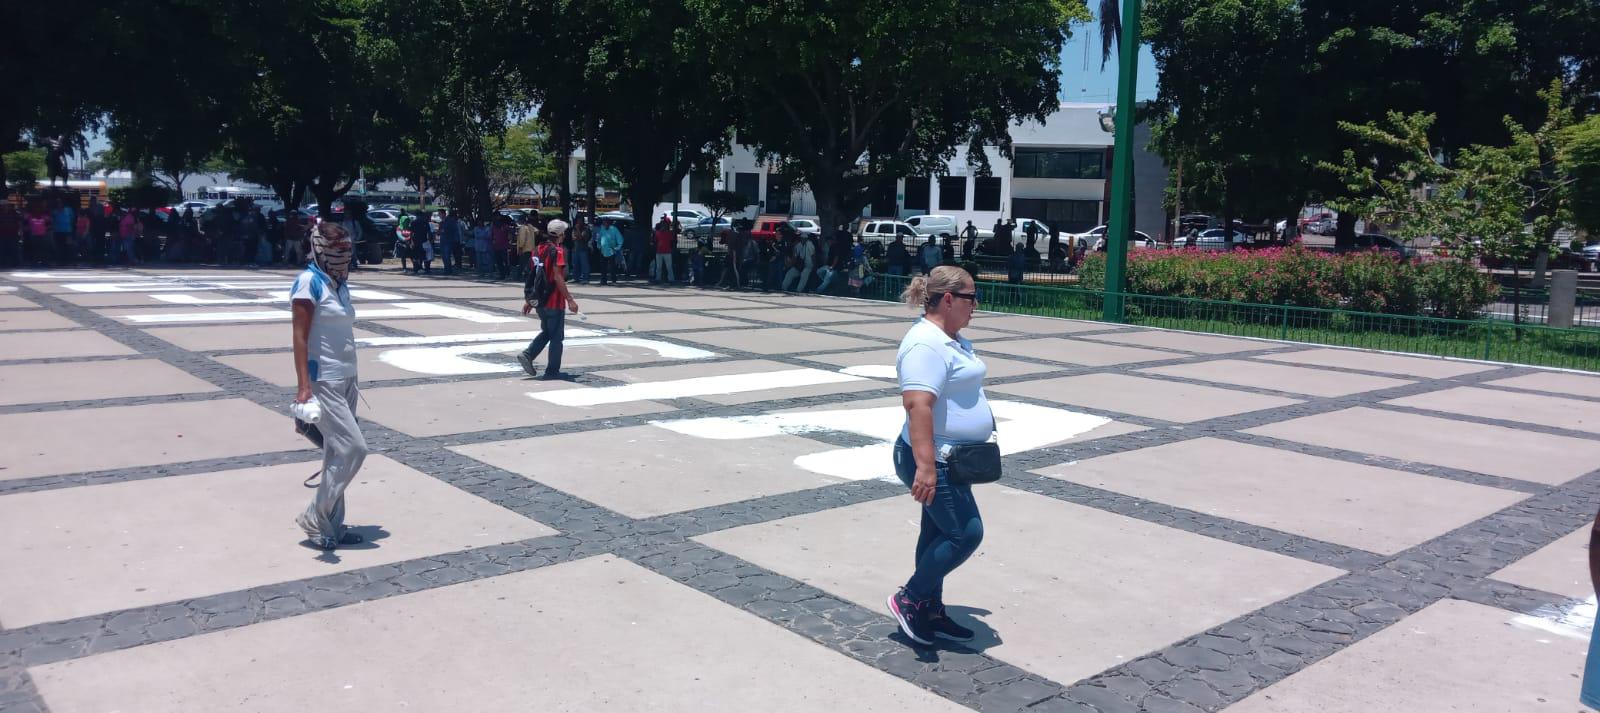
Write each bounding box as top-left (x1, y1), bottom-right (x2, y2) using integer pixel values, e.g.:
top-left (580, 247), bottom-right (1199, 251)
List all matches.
top-left (1057, 7), bottom-right (1159, 105)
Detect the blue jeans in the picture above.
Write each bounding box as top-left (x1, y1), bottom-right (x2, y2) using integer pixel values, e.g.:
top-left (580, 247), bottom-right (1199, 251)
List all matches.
top-left (893, 438), bottom-right (983, 602)
top-left (439, 240), bottom-right (459, 272)
top-left (523, 307), bottom-right (565, 375)
top-left (573, 246), bottom-right (591, 282)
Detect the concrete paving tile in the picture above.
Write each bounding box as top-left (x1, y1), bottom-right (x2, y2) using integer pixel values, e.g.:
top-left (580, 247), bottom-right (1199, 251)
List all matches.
top-left (968, 314), bottom-right (1124, 335)
top-left (55, 292), bottom-right (236, 308)
top-left (470, 297), bottom-right (646, 314)
top-left (1226, 600), bottom-right (1584, 713)
top-left (453, 424), bottom-right (843, 517)
top-left (98, 305), bottom-right (291, 323)
top-left (1245, 407), bottom-right (1600, 485)
top-left (359, 378), bottom-right (675, 437)
top-left (1033, 438), bottom-right (1526, 554)
top-left (0, 359), bottom-right (219, 405)
top-left (1485, 371), bottom-right (1600, 400)
top-left (734, 294), bottom-right (868, 308)
top-left (566, 285), bottom-right (676, 297)
top-left (583, 311), bottom-right (752, 332)
top-left (143, 324), bottom-right (379, 352)
top-left (991, 373), bottom-right (1301, 422)
top-left (214, 351), bottom-right (423, 386)
top-left (0, 310), bottom-right (81, 331)
top-left (703, 307), bottom-right (883, 326)
top-left (696, 486), bottom-right (1342, 685)
top-left (1488, 525), bottom-right (1593, 598)
top-left (29, 556), bottom-right (969, 713)
top-left (672, 327), bottom-right (882, 355)
top-left (796, 348), bottom-right (1060, 379)
top-left (372, 318), bottom-right (539, 336)
top-left (592, 359), bottom-right (887, 405)
top-left (394, 285), bottom-right (518, 299)
top-left (817, 320), bottom-right (1018, 342)
top-left (1139, 359), bottom-right (1414, 397)
top-left (1385, 386), bottom-right (1600, 435)
top-left (828, 302), bottom-right (927, 318)
top-left (0, 399), bottom-right (306, 480)
top-left (0, 330), bottom-right (136, 360)
top-left (0, 456), bottom-right (552, 627)
top-left (1254, 348), bottom-right (1496, 378)
top-left (979, 337), bottom-right (1179, 366)
top-left (1082, 330), bottom-right (1275, 354)
top-left (0, 295), bottom-right (38, 308)
top-left (616, 295), bottom-right (769, 310)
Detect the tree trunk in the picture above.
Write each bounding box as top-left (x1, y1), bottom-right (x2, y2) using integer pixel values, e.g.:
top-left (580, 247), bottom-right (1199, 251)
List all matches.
top-left (585, 117), bottom-right (598, 221)
top-left (1335, 212), bottom-right (1357, 251)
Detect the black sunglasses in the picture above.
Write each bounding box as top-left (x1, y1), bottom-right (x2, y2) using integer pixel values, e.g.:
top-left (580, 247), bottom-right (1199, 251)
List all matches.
top-left (933, 290), bottom-right (980, 305)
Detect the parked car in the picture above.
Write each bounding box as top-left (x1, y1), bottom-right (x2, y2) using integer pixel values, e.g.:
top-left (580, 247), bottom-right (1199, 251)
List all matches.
top-left (858, 219), bottom-right (920, 243)
top-left (1074, 224), bottom-right (1156, 249)
top-left (670, 208), bottom-right (711, 229)
top-left (905, 214), bottom-right (960, 238)
top-left (1583, 243), bottom-right (1599, 271)
top-left (751, 218), bottom-right (791, 241)
top-left (1340, 233), bottom-right (1416, 259)
top-left (787, 218), bottom-right (822, 236)
top-left (1193, 228), bottom-right (1251, 250)
top-left (685, 216), bottom-right (736, 239)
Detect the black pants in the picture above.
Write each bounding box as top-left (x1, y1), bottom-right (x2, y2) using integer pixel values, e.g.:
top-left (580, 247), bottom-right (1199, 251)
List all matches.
top-left (524, 307), bottom-right (565, 375)
top-left (599, 252), bottom-right (616, 284)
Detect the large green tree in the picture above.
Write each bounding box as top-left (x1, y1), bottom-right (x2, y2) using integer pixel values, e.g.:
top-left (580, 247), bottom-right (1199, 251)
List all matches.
top-left (691, 0), bottom-right (1088, 233)
top-left (1145, 0), bottom-right (1600, 248)
top-left (522, 0), bottom-right (736, 233)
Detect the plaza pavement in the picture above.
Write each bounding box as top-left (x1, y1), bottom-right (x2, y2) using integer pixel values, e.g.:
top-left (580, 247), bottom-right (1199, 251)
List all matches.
top-left (1, 265), bottom-right (1599, 712)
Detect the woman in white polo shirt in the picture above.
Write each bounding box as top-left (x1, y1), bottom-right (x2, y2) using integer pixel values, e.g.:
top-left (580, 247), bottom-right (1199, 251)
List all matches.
top-left (886, 265), bottom-right (989, 646)
top-left (290, 221), bottom-right (368, 551)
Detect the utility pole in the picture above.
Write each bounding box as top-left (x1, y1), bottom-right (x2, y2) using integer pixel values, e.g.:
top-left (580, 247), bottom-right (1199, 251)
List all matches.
top-left (1103, 0), bottom-right (1141, 322)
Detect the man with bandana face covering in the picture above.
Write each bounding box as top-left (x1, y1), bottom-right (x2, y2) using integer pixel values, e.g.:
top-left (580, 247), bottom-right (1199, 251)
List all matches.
top-left (290, 221), bottom-right (369, 550)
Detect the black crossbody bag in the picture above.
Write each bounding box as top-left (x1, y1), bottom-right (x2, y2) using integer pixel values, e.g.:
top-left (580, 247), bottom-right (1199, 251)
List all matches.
top-left (943, 417), bottom-right (1002, 485)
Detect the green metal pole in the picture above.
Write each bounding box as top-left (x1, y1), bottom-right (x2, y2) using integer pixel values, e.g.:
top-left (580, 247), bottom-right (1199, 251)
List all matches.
top-left (1102, 0), bottom-right (1141, 323)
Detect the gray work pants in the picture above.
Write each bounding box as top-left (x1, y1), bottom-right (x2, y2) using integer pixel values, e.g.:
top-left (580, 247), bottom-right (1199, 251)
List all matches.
top-left (296, 377), bottom-right (367, 542)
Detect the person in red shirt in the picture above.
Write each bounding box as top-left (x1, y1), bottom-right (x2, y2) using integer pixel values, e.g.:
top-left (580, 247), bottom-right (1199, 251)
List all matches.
top-left (651, 215), bottom-right (676, 283)
top-left (518, 220), bottom-right (579, 380)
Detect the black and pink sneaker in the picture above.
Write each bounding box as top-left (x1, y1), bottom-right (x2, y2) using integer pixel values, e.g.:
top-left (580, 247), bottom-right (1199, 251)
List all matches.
top-left (887, 589), bottom-right (934, 645)
top-left (927, 604), bottom-right (975, 642)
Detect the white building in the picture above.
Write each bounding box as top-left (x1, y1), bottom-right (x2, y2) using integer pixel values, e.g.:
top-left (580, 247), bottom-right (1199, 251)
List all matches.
top-left (576, 102), bottom-right (1169, 238)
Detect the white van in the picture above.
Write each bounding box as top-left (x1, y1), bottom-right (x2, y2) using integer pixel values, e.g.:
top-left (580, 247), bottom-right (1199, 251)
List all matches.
top-left (905, 214), bottom-right (960, 237)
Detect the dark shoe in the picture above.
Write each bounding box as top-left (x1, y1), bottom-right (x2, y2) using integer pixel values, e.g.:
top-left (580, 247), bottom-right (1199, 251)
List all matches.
top-left (887, 589), bottom-right (934, 645)
top-left (927, 604), bottom-right (975, 642)
top-left (307, 531), bottom-right (363, 551)
top-left (517, 352), bottom-right (538, 377)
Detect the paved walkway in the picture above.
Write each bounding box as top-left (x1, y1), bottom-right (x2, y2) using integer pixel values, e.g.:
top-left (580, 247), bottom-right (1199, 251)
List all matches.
top-left (1, 266), bottom-right (1599, 712)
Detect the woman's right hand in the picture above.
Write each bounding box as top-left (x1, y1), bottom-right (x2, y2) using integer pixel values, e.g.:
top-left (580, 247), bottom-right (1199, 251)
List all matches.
top-left (911, 465), bottom-right (937, 505)
top-left (296, 384), bottom-right (312, 404)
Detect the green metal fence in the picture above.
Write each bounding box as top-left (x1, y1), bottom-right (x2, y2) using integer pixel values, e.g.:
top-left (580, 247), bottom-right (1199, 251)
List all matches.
top-left (862, 273), bottom-right (1600, 372)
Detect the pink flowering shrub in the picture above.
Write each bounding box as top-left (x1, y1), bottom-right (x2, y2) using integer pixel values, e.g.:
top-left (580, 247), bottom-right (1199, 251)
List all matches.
top-left (1076, 246), bottom-right (1497, 319)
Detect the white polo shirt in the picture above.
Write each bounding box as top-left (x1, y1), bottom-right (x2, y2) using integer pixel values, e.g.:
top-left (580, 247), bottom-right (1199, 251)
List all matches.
top-left (289, 265), bottom-right (357, 382)
top-left (896, 317), bottom-right (993, 449)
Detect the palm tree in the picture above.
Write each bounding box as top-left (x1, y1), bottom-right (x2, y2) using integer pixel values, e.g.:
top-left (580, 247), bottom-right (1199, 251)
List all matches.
top-left (1099, 0), bottom-right (1123, 68)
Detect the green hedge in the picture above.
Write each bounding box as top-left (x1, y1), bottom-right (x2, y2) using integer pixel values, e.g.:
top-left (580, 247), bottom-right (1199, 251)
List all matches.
top-left (1076, 247), bottom-right (1498, 320)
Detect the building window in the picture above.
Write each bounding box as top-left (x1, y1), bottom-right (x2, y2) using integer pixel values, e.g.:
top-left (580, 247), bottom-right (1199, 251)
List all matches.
top-left (938, 177), bottom-right (966, 211)
top-left (1012, 198), bottom-right (1101, 233)
top-left (973, 177), bottom-right (1002, 211)
top-left (734, 173), bottom-right (760, 207)
top-left (765, 173), bottom-right (792, 214)
top-left (903, 176), bottom-right (931, 211)
top-left (689, 171), bottom-right (716, 203)
top-left (1013, 148), bottom-right (1105, 180)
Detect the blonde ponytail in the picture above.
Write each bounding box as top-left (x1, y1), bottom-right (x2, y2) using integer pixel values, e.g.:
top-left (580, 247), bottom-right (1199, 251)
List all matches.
top-left (901, 276), bottom-right (929, 310)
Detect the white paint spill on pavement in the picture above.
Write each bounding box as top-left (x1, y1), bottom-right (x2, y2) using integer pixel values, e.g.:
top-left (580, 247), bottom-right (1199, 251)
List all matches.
top-left (530, 368), bottom-right (864, 406)
top-left (375, 336), bottom-right (716, 375)
top-left (120, 302), bottom-right (520, 324)
top-left (652, 400), bottom-right (1113, 482)
top-left (154, 289), bottom-right (405, 304)
top-left (1509, 595), bottom-right (1595, 641)
top-left (839, 364), bottom-right (898, 379)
